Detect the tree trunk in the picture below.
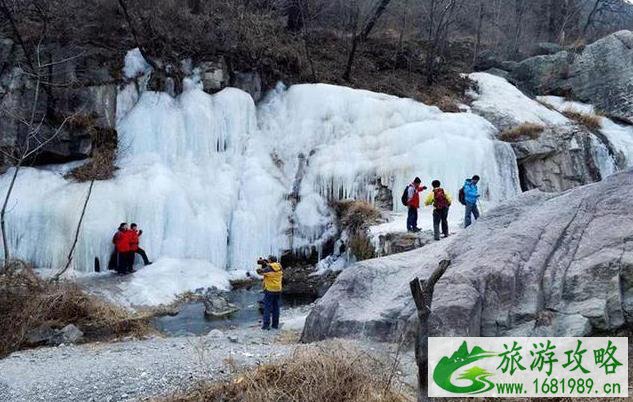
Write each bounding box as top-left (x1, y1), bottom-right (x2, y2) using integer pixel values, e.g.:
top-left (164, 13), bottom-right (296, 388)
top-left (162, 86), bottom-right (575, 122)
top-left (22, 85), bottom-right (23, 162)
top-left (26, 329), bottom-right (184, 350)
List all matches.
top-left (343, 0), bottom-right (392, 81)
top-left (52, 179), bottom-right (95, 281)
top-left (472, 0), bottom-right (485, 67)
top-left (287, 0), bottom-right (304, 32)
top-left (0, 164), bottom-right (21, 267)
top-left (410, 259), bottom-right (451, 401)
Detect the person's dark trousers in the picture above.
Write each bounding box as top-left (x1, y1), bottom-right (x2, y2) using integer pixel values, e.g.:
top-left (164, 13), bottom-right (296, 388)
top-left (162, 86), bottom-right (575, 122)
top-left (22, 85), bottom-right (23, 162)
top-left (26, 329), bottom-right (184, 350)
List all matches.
top-left (108, 250), bottom-right (117, 271)
top-left (262, 291), bottom-right (281, 330)
top-left (134, 248), bottom-right (151, 265)
top-left (433, 207), bottom-right (449, 240)
top-left (464, 202), bottom-right (480, 228)
top-left (122, 252), bottom-right (135, 274)
top-left (406, 206), bottom-right (418, 231)
top-left (115, 252), bottom-right (127, 274)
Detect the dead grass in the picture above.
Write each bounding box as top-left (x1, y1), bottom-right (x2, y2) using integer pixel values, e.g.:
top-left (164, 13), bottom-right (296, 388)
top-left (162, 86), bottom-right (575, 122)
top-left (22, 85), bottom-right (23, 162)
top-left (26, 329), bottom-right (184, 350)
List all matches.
top-left (163, 342), bottom-right (408, 402)
top-left (0, 261), bottom-right (153, 357)
top-left (562, 108), bottom-right (603, 130)
top-left (348, 232), bottom-right (376, 261)
top-left (66, 127), bottom-right (118, 182)
top-left (335, 200), bottom-right (383, 234)
top-left (333, 200), bottom-right (382, 261)
top-left (499, 123), bottom-right (545, 142)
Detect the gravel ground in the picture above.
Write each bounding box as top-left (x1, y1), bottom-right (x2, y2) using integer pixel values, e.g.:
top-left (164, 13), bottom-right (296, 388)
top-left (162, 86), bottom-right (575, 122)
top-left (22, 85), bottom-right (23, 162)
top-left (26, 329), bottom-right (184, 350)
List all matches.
top-left (0, 327), bottom-right (294, 402)
top-left (0, 324), bottom-right (417, 402)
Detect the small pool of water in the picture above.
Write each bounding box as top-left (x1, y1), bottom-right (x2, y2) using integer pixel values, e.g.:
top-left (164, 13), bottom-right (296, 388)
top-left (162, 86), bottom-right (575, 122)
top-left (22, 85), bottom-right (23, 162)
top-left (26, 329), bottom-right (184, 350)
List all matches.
top-left (153, 287), bottom-right (315, 336)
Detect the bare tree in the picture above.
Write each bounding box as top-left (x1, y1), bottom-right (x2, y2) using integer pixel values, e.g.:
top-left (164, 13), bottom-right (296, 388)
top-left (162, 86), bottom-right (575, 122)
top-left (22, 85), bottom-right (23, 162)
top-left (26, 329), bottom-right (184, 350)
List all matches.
top-left (471, 0), bottom-right (486, 67)
top-left (423, 0), bottom-right (462, 84)
top-left (51, 179), bottom-right (94, 281)
top-left (510, 0), bottom-right (527, 58)
top-left (343, 0), bottom-right (392, 81)
top-left (0, 2), bottom-right (81, 268)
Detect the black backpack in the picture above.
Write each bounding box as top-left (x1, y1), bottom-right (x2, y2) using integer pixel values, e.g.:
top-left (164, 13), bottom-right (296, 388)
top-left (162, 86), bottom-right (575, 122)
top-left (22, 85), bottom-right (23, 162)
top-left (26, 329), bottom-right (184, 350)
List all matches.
top-left (458, 186), bottom-right (466, 205)
top-left (401, 186), bottom-right (410, 206)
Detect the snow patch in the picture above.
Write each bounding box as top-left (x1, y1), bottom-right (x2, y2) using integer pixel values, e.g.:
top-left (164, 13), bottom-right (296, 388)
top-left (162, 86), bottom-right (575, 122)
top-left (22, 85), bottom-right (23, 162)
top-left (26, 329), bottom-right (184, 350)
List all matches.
top-left (118, 258), bottom-right (230, 307)
top-left (469, 72), bottom-right (569, 127)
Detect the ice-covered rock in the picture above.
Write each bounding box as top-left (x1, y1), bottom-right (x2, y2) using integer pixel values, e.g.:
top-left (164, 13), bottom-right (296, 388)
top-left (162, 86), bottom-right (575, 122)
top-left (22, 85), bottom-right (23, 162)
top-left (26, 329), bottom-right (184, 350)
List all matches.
top-left (302, 170), bottom-right (633, 342)
top-left (469, 72), bottom-right (617, 192)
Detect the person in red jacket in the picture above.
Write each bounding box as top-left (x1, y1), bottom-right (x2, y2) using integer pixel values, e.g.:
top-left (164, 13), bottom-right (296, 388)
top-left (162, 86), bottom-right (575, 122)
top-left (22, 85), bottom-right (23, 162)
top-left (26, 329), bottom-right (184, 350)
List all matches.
top-left (406, 177), bottom-right (427, 232)
top-left (129, 223), bottom-right (152, 266)
top-left (112, 223), bottom-right (133, 274)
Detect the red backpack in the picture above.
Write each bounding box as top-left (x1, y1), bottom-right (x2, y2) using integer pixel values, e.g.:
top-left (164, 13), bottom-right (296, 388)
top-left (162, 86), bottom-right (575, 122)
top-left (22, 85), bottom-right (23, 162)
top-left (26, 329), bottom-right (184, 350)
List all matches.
top-left (433, 188), bottom-right (449, 210)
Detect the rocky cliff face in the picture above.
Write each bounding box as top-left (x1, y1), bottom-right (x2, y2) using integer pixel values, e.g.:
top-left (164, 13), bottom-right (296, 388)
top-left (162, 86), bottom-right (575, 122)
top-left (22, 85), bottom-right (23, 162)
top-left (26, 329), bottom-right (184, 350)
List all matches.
top-left (510, 30), bottom-right (633, 123)
top-left (469, 72), bottom-right (614, 192)
top-left (0, 40), bottom-right (118, 165)
top-left (302, 169), bottom-right (633, 342)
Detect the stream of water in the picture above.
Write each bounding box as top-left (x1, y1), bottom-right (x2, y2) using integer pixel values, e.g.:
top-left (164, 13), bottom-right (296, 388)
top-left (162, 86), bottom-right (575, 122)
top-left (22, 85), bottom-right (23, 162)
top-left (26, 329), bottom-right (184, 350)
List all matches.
top-left (153, 287), bottom-right (315, 336)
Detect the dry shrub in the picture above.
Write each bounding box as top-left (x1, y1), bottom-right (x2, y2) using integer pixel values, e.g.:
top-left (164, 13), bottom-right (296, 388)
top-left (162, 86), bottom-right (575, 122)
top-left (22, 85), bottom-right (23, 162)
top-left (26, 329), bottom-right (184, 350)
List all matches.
top-left (499, 123), bottom-right (545, 142)
top-left (335, 200), bottom-right (382, 233)
top-left (66, 127), bottom-right (118, 182)
top-left (0, 261), bottom-right (152, 357)
top-left (333, 200), bottom-right (382, 261)
top-left (348, 231), bottom-right (376, 261)
top-left (165, 342), bottom-right (407, 402)
top-left (562, 108), bottom-right (602, 130)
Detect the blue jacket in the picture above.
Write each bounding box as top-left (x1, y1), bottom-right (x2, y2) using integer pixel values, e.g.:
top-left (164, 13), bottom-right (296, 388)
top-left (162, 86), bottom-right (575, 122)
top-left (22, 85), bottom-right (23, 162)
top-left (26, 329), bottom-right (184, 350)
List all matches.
top-left (463, 179), bottom-right (479, 205)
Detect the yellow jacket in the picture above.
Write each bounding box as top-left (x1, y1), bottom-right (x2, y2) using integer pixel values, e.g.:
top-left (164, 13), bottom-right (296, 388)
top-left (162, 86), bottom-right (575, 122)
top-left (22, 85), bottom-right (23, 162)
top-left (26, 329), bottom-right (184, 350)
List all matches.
top-left (261, 262), bottom-right (283, 292)
top-left (425, 188), bottom-right (452, 208)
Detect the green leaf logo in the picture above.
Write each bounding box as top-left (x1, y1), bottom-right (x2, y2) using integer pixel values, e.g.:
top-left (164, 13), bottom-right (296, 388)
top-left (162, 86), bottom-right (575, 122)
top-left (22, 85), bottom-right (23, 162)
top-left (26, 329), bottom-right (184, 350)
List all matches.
top-left (433, 341), bottom-right (498, 394)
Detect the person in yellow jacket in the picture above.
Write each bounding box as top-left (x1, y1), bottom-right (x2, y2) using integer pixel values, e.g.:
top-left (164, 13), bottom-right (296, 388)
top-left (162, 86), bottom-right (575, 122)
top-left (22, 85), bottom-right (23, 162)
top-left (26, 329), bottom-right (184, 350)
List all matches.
top-left (256, 256), bottom-right (283, 330)
top-left (424, 180), bottom-right (452, 241)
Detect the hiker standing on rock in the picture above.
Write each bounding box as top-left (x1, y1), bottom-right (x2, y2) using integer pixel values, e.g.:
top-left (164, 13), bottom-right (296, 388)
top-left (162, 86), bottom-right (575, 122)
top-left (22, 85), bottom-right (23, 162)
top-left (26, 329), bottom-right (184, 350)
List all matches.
top-left (425, 180), bottom-right (452, 240)
top-left (461, 175), bottom-right (481, 228)
top-left (403, 177), bottom-right (427, 233)
top-left (256, 256), bottom-right (283, 330)
top-left (129, 223), bottom-right (152, 266)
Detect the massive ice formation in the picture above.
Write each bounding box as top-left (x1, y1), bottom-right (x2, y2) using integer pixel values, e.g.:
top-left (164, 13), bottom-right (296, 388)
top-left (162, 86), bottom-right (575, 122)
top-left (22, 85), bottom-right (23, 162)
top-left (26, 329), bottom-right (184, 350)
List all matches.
top-left (0, 69), bottom-right (523, 273)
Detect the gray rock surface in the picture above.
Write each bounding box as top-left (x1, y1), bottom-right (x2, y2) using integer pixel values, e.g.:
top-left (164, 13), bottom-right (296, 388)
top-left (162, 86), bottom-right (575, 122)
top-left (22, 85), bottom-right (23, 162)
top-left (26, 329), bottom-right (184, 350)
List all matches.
top-left (199, 58), bottom-right (230, 92)
top-left (0, 41), bottom-right (118, 165)
top-left (24, 324), bottom-right (84, 346)
top-left (303, 170), bottom-right (633, 342)
top-left (511, 30), bottom-right (633, 123)
top-left (512, 125), bottom-right (603, 192)
top-left (231, 71), bottom-right (262, 102)
top-left (203, 289), bottom-right (240, 318)
top-left (374, 230), bottom-right (434, 257)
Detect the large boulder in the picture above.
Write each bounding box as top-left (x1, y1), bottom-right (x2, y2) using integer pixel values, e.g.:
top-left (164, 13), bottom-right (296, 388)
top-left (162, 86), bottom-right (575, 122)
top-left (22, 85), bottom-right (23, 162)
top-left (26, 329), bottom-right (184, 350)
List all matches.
top-left (302, 170), bottom-right (633, 342)
top-left (511, 30), bottom-right (633, 123)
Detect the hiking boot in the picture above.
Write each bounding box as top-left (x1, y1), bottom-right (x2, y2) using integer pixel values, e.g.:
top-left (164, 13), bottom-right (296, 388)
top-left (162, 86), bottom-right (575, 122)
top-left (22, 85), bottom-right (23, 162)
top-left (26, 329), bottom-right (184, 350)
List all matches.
top-left (412, 228), bottom-right (422, 233)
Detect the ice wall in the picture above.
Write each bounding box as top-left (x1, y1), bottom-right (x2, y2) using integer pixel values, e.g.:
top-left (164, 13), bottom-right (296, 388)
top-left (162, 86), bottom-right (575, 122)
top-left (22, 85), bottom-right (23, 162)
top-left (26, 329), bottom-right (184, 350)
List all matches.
top-left (0, 79), bottom-right (521, 273)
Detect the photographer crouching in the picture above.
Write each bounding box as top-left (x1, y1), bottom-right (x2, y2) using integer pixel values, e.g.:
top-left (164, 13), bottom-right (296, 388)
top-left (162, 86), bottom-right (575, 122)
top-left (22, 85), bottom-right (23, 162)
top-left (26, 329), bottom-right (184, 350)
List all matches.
top-left (256, 256), bottom-right (283, 330)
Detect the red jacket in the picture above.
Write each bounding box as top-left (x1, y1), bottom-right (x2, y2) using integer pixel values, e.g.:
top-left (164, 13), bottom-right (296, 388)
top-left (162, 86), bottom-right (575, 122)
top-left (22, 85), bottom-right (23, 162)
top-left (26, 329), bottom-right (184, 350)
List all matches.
top-left (113, 230), bottom-right (132, 253)
top-left (407, 184), bottom-right (426, 209)
top-left (128, 230), bottom-right (140, 252)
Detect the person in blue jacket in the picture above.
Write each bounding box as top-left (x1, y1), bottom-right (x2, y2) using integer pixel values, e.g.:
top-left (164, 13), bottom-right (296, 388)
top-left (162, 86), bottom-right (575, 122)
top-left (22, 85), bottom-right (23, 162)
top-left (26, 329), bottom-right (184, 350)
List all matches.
top-left (463, 175), bottom-right (480, 228)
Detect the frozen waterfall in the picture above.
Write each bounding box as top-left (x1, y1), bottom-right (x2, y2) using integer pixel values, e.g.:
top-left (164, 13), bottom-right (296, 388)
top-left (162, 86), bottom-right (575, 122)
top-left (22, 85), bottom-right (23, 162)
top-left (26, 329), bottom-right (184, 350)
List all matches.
top-left (0, 81), bottom-right (521, 273)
